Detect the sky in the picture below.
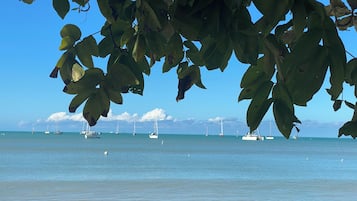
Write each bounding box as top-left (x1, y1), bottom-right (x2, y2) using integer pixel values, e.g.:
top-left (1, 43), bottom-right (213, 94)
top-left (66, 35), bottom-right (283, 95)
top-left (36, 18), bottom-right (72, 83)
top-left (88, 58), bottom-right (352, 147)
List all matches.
top-left (0, 1), bottom-right (356, 137)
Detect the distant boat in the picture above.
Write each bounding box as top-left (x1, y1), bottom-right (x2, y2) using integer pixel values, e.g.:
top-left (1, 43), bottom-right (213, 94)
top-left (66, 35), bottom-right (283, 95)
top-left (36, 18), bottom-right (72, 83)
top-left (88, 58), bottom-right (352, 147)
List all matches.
top-left (115, 122), bottom-right (119, 135)
top-left (149, 119), bottom-right (159, 139)
top-left (84, 130), bottom-right (100, 139)
top-left (242, 130), bottom-right (264, 141)
top-left (54, 130), bottom-right (62, 135)
top-left (84, 124), bottom-right (100, 139)
top-left (132, 120), bottom-right (136, 136)
top-left (44, 126), bottom-right (50, 135)
top-left (219, 119), bottom-right (224, 137)
top-left (265, 136), bottom-right (274, 140)
top-left (265, 121), bottom-right (274, 140)
top-left (80, 121), bottom-right (86, 135)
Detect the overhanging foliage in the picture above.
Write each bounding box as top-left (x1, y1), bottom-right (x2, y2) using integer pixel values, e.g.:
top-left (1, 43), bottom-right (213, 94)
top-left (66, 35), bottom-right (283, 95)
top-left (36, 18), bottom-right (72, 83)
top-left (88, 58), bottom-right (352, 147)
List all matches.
top-left (23, 0), bottom-right (357, 138)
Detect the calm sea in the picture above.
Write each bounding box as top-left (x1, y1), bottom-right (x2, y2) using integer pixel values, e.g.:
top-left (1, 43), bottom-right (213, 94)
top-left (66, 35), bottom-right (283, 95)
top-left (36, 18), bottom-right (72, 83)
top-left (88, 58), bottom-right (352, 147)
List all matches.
top-left (0, 131), bottom-right (356, 201)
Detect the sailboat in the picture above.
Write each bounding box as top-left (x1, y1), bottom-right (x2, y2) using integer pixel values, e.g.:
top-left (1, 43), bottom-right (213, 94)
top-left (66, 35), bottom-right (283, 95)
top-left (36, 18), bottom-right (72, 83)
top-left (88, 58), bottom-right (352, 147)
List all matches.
top-left (115, 121), bottom-right (119, 135)
top-left (149, 119), bottom-right (159, 139)
top-left (219, 119), bottom-right (224, 136)
top-left (83, 123), bottom-right (100, 139)
top-left (44, 126), bottom-right (50, 135)
top-left (242, 129), bottom-right (264, 141)
top-left (132, 120), bottom-right (136, 136)
top-left (265, 120), bottom-right (274, 140)
top-left (80, 121), bottom-right (86, 135)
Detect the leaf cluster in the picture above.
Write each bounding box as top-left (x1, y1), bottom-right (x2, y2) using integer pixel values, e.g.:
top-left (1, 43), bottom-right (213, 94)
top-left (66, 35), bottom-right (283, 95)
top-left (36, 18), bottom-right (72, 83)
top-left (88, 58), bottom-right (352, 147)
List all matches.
top-left (24, 0), bottom-right (357, 137)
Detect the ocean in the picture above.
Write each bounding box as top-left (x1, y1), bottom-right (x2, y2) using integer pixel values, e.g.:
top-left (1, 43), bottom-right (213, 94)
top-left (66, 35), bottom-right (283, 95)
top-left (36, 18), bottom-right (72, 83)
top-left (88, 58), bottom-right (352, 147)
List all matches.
top-left (0, 131), bottom-right (356, 201)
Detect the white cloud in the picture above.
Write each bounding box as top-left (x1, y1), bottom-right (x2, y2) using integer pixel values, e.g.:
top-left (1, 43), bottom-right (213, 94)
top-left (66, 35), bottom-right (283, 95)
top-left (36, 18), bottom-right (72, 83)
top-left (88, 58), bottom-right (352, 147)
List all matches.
top-left (46, 108), bottom-right (172, 123)
top-left (208, 116), bottom-right (224, 123)
top-left (140, 108), bottom-right (169, 122)
top-left (102, 110), bottom-right (139, 122)
top-left (47, 112), bottom-right (69, 122)
top-left (47, 112), bottom-right (84, 122)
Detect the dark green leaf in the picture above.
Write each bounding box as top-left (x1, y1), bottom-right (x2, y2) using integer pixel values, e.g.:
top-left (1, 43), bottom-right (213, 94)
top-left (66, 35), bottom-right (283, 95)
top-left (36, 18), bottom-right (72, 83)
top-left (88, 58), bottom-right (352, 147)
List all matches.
top-left (273, 100), bottom-right (295, 139)
top-left (53, 0), bottom-right (70, 19)
top-left (246, 81), bottom-right (274, 130)
top-left (97, 0), bottom-right (115, 24)
top-left (333, 100), bottom-right (343, 111)
top-left (98, 37), bottom-right (114, 58)
top-left (339, 121), bottom-right (357, 138)
top-left (163, 33), bottom-right (184, 72)
top-left (69, 91), bottom-right (93, 113)
top-left (344, 100), bottom-right (355, 109)
top-left (323, 17), bottom-right (346, 100)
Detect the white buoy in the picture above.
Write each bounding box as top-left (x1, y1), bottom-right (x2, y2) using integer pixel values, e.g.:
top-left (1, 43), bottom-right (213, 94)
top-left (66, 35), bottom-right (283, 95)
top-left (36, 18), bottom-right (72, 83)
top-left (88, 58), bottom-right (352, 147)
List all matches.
top-left (104, 150), bottom-right (108, 156)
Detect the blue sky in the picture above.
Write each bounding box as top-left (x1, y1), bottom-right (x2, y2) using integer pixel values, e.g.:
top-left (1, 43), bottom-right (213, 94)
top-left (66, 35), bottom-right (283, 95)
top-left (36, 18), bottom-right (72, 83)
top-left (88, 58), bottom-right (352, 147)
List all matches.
top-left (0, 1), bottom-right (355, 137)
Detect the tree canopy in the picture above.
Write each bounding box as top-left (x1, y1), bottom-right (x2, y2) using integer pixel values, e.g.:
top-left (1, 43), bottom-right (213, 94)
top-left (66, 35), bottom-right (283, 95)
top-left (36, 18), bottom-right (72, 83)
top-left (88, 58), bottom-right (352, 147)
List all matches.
top-left (22, 0), bottom-right (357, 138)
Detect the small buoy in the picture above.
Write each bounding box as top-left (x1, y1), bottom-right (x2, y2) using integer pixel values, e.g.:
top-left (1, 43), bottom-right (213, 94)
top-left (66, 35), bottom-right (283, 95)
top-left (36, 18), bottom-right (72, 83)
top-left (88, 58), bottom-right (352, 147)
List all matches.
top-left (161, 140), bottom-right (164, 145)
top-left (104, 150), bottom-right (108, 156)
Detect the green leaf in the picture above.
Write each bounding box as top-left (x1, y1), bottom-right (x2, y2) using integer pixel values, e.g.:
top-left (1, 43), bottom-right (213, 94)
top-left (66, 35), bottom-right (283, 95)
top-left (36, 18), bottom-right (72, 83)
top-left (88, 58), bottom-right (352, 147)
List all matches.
top-left (345, 58), bottom-right (357, 85)
top-left (75, 36), bottom-right (98, 68)
top-left (53, 0), bottom-right (70, 19)
top-left (323, 17), bottom-right (346, 100)
top-left (144, 31), bottom-right (167, 59)
top-left (106, 88), bottom-right (123, 104)
top-left (345, 101), bottom-right (355, 109)
top-left (141, 0), bottom-right (162, 31)
top-left (21, 0), bottom-right (34, 4)
top-left (247, 98), bottom-right (273, 132)
top-left (200, 36), bottom-right (233, 71)
top-left (59, 53), bottom-right (76, 84)
top-left (107, 62), bottom-right (140, 90)
top-left (59, 36), bottom-right (75, 51)
top-left (73, 0), bottom-right (88, 7)
top-left (291, 0), bottom-right (307, 38)
top-left (69, 90), bottom-right (93, 113)
top-left (120, 28), bottom-right (134, 47)
top-left (339, 121), bottom-right (357, 138)
top-left (98, 37), bottom-right (114, 58)
top-left (333, 100), bottom-right (343, 111)
top-left (272, 83), bottom-right (293, 111)
top-left (83, 90), bottom-right (102, 126)
top-left (253, 0), bottom-right (293, 34)
top-left (184, 41), bottom-right (204, 66)
top-left (246, 81), bottom-right (274, 130)
top-left (132, 34), bottom-right (146, 63)
top-left (230, 8), bottom-right (259, 64)
top-left (163, 33), bottom-right (184, 73)
top-left (283, 46), bottom-right (328, 106)
top-left (60, 24), bottom-right (81, 41)
top-left (273, 100), bottom-right (298, 139)
top-left (72, 63), bottom-right (85, 82)
top-left (240, 57), bottom-right (270, 88)
top-left (97, 0), bottom-right (115, 24)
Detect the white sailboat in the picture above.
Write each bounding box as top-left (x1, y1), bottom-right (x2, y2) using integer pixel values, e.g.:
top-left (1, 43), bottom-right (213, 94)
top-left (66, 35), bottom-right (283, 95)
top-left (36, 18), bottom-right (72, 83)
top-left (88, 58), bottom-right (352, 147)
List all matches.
top-left (132, 120), bottom-right (136, 136)
top-left (44, 126), bottom-right (50, 135)
top-left (115, 122), bottom-right (119, 135)
top-left (80, 121), bottom-right (86, 135)
top-left (84, 124), bottom-right (100, 139)
top-left (266, 120), bottom-right (274, 140)
top-left (242, 130), bottom-right (264, 141)
top-left (149, 119), bottom-right (159, 139)
top-left (219, 119), bottom-right (224, 136)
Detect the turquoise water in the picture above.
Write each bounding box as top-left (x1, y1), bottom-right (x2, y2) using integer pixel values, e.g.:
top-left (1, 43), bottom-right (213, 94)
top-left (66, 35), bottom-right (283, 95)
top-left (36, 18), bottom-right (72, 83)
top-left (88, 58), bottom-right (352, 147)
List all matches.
top-left (0, 131), bottom-right (357, 200)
